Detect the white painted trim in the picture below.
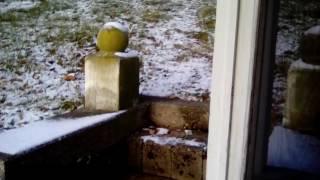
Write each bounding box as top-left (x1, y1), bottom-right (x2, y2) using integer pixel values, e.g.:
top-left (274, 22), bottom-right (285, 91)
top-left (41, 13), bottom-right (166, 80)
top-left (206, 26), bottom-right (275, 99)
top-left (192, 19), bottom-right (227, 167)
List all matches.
top-left (228, 1), bottom-right (261, 179)
top-left (206, 0), bottom-right (261, 179)
top-left (206, 0), bottom-right (240, 179)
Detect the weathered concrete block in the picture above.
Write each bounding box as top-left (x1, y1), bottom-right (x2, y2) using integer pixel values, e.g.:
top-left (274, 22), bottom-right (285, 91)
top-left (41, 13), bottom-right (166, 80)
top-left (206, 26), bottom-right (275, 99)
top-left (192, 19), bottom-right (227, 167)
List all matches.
top-left (300, 25), bottom-right (320, 65)
top-left (85, 51), bottom-right (139, 111)
top-left (0, 160), bottom-right (5, 180)
top-left (0, 105), bottom-right (147, 180)
top-left (171, 145), bottom-right (203, 180)
top-left (203, 159), bottom-right (207, 180)
top-left (142, 141), bottom-right (172, 177)
top-left (131, 130), bottom-right (207, 179)
top-left (150, 100), bottom-right (209, 130)
top-left (284, 60), bottom-right (320, 132)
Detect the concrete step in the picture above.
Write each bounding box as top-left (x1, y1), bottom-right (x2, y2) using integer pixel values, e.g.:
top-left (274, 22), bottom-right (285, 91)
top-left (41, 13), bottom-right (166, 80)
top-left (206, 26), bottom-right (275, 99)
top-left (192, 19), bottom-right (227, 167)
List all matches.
top-left (127, 127), bottom-right (207, 180)
top-left (0, 105), bottom-right (147, 180)
top-left (146, 98), bottom-right (210, 131)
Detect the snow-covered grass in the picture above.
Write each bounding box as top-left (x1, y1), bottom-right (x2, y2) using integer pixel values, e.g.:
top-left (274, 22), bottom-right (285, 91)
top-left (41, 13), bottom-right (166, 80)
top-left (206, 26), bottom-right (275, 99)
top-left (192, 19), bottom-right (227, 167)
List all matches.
top-left (0, 1), bottom-right (40, 14)
top-left (0, 0), bottom-right (215, 129)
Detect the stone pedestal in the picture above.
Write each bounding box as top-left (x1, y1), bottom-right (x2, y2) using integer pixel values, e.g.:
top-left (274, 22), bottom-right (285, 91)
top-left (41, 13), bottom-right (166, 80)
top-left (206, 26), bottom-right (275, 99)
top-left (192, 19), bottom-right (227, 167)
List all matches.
top-left (85, 51), bottom-right (139, 111)
top-left (284, 60), bottom-right (320, 133)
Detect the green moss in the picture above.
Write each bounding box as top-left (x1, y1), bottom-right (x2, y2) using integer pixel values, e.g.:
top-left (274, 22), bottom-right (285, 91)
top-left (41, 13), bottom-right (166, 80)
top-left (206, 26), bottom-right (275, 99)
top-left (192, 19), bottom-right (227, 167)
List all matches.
top-left (73, 25), bottom-right (99, 47)
top-left (39, 24), bottom-right (99, 47)
top-left (143, 0), bottom-right (170, 6)
top-left (57, 58), bottom-right (63, 66)
top-left (91, 1), bottom-right (129, 19)
top-left (192, 32), bottom-right (209, 43)
top-left (197, 5), bottom-right (216, 32)
top-left (4, 63), bottom-right (16, 72)
top-left (0, 0), bottom-right (72, 22)
top-left (176, 52), bottom-right (190, 62)
top-left (60, 101), bottom-right (79, 111)
top-left (0, 12), bottom-right (18, 22)
top-left (142, 10), bottom-right (169, 23)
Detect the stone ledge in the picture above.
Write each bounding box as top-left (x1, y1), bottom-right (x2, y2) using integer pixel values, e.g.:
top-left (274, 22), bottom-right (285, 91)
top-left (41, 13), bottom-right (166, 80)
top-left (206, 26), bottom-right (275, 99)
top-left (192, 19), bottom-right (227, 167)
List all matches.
top-left (0, 104), bottom-right (148, 180)
top-left (145, 97), bottom-right (209, 130)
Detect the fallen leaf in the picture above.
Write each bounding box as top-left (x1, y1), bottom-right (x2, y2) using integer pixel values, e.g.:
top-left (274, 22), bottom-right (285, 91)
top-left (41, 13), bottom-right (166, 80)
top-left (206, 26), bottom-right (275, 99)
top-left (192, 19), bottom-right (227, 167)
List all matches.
top-left (64, 73), bottom-right (76, 81)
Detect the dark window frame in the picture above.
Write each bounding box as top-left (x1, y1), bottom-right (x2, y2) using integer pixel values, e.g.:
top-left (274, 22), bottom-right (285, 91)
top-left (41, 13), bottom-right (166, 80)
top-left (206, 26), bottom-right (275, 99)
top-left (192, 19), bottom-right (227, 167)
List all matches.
top-left (246, 0), bottom-right (320, 179)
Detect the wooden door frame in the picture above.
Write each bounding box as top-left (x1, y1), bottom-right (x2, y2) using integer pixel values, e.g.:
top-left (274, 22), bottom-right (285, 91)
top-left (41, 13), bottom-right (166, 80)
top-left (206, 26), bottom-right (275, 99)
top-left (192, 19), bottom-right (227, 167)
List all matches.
top-left (206, 0), bottom-right (279, 179)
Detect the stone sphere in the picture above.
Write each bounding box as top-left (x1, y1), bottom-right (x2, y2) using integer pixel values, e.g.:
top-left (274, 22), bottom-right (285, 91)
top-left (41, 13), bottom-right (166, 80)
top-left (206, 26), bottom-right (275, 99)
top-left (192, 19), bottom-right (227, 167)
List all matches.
top-left (300, 25), bottom-right (320, 65)
top-left (97, 22), bottom-right (129, 52)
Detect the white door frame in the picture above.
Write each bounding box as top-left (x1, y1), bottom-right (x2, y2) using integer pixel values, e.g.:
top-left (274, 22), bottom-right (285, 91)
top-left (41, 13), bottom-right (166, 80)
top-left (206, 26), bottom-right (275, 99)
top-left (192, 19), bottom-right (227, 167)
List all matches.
top-left (206, 0), bottom-right (264, 179)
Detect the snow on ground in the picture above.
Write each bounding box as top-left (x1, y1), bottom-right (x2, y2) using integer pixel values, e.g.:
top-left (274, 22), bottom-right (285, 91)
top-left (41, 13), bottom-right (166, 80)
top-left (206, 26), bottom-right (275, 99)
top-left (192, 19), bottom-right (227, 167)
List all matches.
top-left (156, 128), bottom-right (169, 135)
top-left (0, 1), bottom-right (40, 14)
top-left (0, 0), bottom-right (215, 129)
top-left (136, 1), bottom-right (213, 100)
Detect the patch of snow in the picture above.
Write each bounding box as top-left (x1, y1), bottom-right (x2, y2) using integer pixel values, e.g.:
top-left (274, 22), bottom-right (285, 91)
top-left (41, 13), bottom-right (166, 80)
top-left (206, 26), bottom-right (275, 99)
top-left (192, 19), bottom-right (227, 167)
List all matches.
top-left (276, 32), bottom-right (298, 56)
top-left (0, 1), bottom-right (40, 14)
top-left (156, 128), bottom-right (169, 135)
top-left (102, 22), bottom-right (129, 33)
top-left (184, 129), bottom-right (193, 136)
top-left (0, 111), bottom-right (124, 155)
top-left (141, 135), bottom-right (206, 148)
top-left (304, 25), bottom-right (320, 36)
top-left (115, 50), bottom-right (139, 58)
top-left (289, 59), bottom-right (320, 71)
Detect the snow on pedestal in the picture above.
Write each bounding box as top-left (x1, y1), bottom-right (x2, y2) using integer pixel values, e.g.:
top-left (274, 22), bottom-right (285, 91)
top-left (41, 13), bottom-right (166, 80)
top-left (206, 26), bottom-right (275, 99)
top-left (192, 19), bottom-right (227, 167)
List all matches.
top-left (284, 60), bottom-right (320, 133)
top-left (300, 25), bottom-right (320, 65)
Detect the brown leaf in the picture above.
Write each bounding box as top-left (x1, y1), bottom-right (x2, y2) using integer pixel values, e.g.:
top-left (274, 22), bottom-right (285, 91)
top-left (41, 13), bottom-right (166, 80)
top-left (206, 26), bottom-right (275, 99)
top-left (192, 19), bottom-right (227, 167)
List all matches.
top-left (64, 73), bottom-right (76, 81)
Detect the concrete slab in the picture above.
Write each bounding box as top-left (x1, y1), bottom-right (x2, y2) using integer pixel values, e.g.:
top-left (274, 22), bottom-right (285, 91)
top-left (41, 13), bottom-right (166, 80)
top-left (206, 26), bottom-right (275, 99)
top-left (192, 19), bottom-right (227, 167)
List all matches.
top-left (0, 105), bottom-right (148, 180)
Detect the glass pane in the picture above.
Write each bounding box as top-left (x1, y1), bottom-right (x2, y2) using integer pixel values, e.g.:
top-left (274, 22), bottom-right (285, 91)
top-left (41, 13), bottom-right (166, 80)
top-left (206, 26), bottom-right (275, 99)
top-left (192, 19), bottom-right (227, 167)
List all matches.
top-left (268, 0), bottom-right (320, 175)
